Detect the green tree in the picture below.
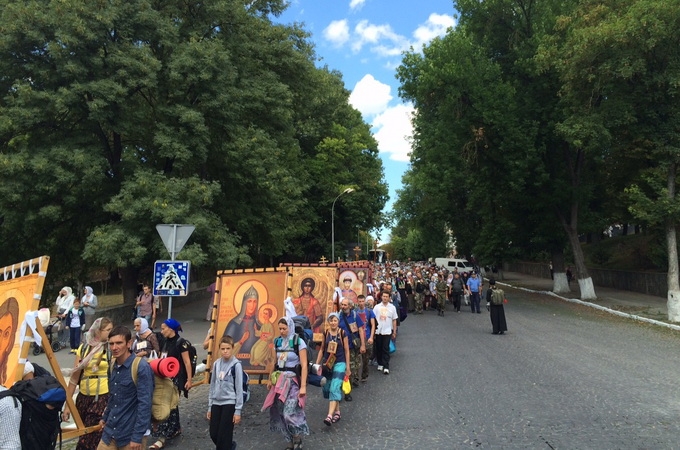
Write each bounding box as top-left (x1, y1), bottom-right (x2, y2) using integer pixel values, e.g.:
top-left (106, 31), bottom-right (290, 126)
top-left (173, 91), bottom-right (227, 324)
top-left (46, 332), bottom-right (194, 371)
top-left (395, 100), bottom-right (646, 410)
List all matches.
top-left (543, 0), bottom-right (680, 318)
top-left (0, 0), bottom-right (386, 299)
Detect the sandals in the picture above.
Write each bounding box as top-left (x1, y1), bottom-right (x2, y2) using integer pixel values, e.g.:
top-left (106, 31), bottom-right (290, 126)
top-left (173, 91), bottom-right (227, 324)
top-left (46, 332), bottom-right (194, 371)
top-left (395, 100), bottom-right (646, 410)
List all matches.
top-left (332, 411), bottom-right (341, 423)
top-left (323, 415), bottom-right (332, 426)
top-left (149, 440), bottom-right (165, 450)
top-left (293, 436), bottom-right (303, 449)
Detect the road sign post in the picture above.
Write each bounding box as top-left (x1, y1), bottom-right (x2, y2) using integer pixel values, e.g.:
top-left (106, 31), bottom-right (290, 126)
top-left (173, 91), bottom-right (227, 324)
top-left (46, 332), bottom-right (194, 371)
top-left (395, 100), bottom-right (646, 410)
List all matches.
top-left (156, 224), bottom-right (195, 318)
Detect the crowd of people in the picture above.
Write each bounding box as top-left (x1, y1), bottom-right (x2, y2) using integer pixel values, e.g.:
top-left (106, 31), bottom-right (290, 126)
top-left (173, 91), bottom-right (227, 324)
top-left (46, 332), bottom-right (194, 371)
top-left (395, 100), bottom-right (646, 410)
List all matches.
top-left (0, 260), bottom-right (508, 450)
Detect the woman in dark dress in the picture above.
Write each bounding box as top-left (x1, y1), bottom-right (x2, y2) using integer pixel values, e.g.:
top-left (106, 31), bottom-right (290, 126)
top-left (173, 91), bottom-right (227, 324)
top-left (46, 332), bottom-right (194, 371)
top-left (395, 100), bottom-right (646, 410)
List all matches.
top-left (149, 318), bottom-right (192, 450)
top-left (486, 279), bottom-right (508, 335)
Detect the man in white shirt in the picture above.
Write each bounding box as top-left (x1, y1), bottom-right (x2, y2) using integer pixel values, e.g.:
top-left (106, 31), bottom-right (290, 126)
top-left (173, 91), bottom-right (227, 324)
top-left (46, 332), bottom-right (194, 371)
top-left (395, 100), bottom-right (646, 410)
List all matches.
top-left (373, 291), bottom-right (398, 375)
top-left (0, 385), bottom-right (22, 449)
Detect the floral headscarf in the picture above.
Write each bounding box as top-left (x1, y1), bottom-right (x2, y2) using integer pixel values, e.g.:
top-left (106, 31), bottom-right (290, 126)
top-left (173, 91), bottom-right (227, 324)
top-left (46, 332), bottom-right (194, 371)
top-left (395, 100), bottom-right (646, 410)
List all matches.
top-left (69, 317), bottom-right (109, 380)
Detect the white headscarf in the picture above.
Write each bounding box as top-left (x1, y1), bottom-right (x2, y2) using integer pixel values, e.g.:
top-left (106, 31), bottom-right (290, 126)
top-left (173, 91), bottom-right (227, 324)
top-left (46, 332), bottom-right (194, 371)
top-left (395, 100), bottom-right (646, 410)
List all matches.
top-left (283, 316), bottom-right (296, 341)
top-left (56, 287), bottom-right (75, 311)
top-left (136, 317), bottom-right (150, 336)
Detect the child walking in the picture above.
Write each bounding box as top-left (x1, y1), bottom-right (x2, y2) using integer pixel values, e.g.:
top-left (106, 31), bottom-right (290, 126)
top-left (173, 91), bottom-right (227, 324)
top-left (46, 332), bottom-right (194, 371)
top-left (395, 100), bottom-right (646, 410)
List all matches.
top-left (65, 299), bottom-right (85, 353)
top-left (207, 336), bottom-right (244, 450)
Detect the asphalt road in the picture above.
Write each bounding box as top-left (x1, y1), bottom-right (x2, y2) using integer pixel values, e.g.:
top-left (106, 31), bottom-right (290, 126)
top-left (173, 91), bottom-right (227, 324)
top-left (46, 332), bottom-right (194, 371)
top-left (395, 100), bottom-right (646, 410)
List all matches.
top-left (47, 287), bottom-right (680, 449)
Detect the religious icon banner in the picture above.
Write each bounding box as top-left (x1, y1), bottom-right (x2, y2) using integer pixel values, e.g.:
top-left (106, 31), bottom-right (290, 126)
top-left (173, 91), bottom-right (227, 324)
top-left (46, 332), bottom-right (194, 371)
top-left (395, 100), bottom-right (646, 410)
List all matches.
top-left (213, 269), bottom-right (287, 376)
top-left (0, 256), bottom-right (50, 388)
top-left (287, 266), bottom-right (337, 342)
top-left (337, 266), bottom-right (370, 300)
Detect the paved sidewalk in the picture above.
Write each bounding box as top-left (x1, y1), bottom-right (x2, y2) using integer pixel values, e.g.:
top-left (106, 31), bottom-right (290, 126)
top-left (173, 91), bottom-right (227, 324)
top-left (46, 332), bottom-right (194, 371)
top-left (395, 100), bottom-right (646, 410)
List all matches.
top-left (496, 270), bottom-right (675, 329)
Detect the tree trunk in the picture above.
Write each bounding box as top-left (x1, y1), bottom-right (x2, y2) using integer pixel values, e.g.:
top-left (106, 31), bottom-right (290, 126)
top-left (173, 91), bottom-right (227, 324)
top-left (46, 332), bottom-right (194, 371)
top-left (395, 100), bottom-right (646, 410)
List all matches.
top-left (564, 226), bottom-right (596, 299)
top-left (559, 197), bottom-right (597, 300)
top-left (119, 266), bottom-right (141, 305)
top-left (551, 250), bottom-right (570, 294)
top-left (665, 162), bottom-right (680, 322)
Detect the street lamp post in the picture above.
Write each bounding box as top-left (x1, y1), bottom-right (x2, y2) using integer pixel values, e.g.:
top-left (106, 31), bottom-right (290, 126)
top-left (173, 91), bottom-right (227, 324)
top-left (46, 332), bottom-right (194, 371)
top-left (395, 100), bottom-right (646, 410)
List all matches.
top-left (332, 188), bottom-right (355, 263)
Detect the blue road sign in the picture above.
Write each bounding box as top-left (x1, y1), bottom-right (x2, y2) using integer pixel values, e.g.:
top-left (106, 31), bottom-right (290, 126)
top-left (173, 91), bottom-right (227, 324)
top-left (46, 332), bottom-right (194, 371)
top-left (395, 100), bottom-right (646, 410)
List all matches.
top-left (153, 260), bottom-right (191, 296)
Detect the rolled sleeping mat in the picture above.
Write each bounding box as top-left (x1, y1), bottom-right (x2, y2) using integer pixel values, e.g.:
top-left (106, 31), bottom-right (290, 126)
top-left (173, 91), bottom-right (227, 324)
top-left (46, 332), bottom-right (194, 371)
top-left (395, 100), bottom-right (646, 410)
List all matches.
top-left (149, 356), bottom-right (180, 378)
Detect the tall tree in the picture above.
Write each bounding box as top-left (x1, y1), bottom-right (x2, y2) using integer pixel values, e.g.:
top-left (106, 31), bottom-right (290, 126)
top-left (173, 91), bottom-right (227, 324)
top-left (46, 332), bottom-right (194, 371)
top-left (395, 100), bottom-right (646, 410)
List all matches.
top-left (542, 0), bottom-right (680, 318)
top-left (0, 0), bottom-right (386, 297)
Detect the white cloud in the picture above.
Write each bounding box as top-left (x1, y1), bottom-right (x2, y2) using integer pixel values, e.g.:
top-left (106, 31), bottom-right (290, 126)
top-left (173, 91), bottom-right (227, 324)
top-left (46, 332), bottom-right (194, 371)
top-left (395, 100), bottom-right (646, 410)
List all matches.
top-left (349, 75), bottom-right (414, 162)
top-left (349, 74), bottom-right (393, 117)
top-left (372, 104), bottom-right (414, 162)
top-left (323, 19), bottom-right (350, 47)
top-left (349, 0), bottom-right (366, 10)
top-left (352, 20), bottom-right (409, 54)
top-left (412, 13), bottom-right (456, 49)
top-left (323, 13), bottom-right (455, 57)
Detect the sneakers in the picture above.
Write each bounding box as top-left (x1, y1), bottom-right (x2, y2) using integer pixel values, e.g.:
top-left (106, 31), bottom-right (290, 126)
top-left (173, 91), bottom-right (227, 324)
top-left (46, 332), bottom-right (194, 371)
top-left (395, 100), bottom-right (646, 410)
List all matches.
top-left (383, 368), bottom-right (389, 375)
top-left (377, 365), bottom-right (383, 372)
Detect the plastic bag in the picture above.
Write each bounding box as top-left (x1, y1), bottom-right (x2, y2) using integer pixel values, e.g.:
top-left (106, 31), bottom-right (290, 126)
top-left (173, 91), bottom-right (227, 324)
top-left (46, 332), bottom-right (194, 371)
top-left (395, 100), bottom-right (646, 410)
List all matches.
top-left (389, 339), bottom-right (396, 354)
top-left (464, 293), bottom-right (470, 305)
top-left (342, 376), bottom-right (351, 395)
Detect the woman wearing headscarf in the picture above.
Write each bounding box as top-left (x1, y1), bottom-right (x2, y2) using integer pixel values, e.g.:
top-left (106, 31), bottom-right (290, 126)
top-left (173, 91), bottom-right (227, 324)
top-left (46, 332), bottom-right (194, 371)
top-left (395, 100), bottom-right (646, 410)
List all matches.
top-left (261, 316), bottom-right (309, 450)
top-left (150, 318), bottom-right (192, 449)
top-left (81, 286), bottom-right (98, 331)
top-left (315, 312), bottom-right (350, 427)
top-left (55, 286), bottom-right (75, 316)
top-left (55, 287), bottom-right (75, 344)
top-left (132, 317), bottom-right (160, 358)
top-left (61, 317), bottom-right (114, 450)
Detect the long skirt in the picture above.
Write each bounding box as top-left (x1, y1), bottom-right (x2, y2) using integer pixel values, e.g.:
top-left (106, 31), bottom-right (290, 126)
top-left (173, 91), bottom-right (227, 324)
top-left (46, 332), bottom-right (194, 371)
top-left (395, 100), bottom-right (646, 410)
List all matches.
top-left (75, 393), bottom-right (110, 450)
top-left (490, 304), bottom-right (508, 333)
top-left (322, 361), bottom-right (346, 402)
top-left (154, 407), bottom-right (182, 441)
top-left (269, 376), bottom-right (310, 442)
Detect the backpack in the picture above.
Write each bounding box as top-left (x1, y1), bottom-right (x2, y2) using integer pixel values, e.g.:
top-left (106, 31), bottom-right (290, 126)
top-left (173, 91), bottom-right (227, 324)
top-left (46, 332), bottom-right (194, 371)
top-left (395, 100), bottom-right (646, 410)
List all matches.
top-left (274, 334), bottom-right (313, 378)
top-left (31, 361), bottom-right (51, 378)
top-left (491, 289), bottom-right (505, 305)
top-left (159, 336), bottom-right (197, 398)
top-left (181, 338), bottom-right (198, 379)
top-left (292, 315), bottom-right (313, 342)
top-left (131, 356), bottom-right (178, 422)
top-left (0, 374), bottom-right (66, 450)
top-left (229, 362), bottom-right (250, 404)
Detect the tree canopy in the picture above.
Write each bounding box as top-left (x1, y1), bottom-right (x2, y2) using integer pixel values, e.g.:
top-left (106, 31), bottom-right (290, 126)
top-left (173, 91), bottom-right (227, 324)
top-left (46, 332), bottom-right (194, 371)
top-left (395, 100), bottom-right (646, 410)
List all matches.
top-left (0, 0), bottom-right (387, 297)
top-left (392, 0), bottom-right (680, 309)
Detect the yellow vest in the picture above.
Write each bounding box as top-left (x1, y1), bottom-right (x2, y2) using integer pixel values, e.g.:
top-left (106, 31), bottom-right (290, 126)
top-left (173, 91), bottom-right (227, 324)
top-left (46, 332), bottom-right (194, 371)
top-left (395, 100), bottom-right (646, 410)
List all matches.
top-left (77, 344), bottom-right (109, 396)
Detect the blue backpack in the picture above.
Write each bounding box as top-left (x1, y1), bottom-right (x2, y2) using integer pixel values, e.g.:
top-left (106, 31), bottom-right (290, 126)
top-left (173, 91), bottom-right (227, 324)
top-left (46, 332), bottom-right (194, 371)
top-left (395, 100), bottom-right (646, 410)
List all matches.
top-left (230, 362), bottom-right (250, 403)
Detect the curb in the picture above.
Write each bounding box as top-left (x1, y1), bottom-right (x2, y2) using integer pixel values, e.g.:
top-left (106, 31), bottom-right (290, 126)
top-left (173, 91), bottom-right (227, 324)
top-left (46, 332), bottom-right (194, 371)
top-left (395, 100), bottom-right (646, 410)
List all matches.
top-left (496, 280), bottom-right (680, 332)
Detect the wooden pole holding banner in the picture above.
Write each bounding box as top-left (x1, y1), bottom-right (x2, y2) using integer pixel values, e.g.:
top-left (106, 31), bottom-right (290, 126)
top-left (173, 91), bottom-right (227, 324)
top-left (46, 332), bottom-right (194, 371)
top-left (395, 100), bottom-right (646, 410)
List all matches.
top-left (5, 256), bottom-right (97, 440)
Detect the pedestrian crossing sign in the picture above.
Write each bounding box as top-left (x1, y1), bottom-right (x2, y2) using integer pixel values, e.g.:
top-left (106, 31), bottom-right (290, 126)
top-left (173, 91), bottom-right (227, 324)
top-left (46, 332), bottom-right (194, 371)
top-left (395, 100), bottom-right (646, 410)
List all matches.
top-left (153, 260), bottom-right (191, 296)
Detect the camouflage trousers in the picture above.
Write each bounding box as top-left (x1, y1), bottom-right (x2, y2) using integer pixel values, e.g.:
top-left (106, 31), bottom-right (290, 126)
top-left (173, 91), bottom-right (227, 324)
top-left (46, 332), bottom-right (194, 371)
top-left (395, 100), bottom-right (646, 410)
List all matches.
top-left (437, 292), bottom-right (447, 311)
top-left (360, 341), bottom-right (373, 380)
top-left (349, 347), bottom-right (363, 385)
top-left (415, 292), bottom-right (424, 313)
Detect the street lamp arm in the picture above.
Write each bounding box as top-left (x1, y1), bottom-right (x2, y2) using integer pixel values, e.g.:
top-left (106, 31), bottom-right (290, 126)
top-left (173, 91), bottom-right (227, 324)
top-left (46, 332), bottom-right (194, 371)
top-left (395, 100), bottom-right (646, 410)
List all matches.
top-left (331, 188), bottom-right (355, 262)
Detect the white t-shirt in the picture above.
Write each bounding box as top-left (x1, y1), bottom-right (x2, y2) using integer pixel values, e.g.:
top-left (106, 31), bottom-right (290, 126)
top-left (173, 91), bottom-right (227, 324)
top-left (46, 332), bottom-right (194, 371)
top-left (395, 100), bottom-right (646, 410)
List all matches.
top-left (373, 302), bottom-right (398, 335)
top-left (276, 336), bottom-right (307, 368)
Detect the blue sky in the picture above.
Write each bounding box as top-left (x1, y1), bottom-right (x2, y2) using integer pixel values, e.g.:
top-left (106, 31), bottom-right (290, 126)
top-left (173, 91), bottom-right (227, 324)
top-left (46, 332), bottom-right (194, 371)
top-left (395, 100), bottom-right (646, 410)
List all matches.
top-left (276, 0), bottom-right (456, 222)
